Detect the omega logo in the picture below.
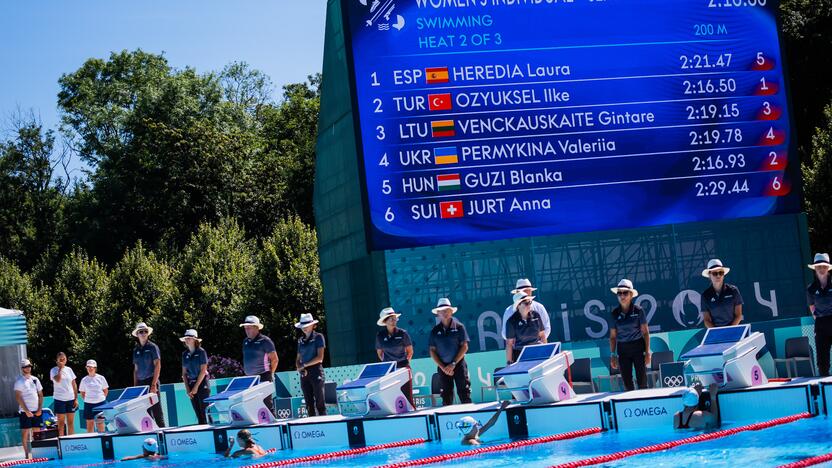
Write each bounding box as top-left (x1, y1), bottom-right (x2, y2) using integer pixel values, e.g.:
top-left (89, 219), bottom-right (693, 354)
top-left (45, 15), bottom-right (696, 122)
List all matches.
top-left (623, 406), bottom-right (669, 418)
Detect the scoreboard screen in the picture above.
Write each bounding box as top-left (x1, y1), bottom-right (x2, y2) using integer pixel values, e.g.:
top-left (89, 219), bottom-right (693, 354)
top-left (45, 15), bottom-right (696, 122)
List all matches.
top-left (340, 0), bottom-right (798, 251)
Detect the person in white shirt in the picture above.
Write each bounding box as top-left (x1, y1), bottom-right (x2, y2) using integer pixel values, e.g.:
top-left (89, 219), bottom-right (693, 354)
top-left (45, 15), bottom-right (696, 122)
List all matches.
top-left (14, 359), bottom-right (43, 459)
top-left (501, 279), bottom-right (552, 341)
top-left (79, 360), bottom-right (109, 433)
top-left (50, 352), bottom-right (78, 436)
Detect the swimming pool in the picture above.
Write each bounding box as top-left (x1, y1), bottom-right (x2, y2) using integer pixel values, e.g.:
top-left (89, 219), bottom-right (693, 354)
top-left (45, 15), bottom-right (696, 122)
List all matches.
top-left (27, 415), bottom-right (832, 468)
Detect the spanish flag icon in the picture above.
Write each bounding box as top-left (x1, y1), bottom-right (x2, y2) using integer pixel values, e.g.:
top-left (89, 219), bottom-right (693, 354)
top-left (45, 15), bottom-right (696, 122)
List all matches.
top-left (425, 67), bottom-right (449, 84)
top-left (431, 120), bottom-right (455, 138)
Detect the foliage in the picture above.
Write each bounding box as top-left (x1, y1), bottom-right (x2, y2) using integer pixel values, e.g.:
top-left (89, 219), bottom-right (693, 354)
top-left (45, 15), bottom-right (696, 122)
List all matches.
top-left (248, 216), bottom-right (325, 366)
top-left (803, 101), bottom-right (832, 252)
top-left (0, 256), bottom-right (54, 382)
top-left (0, 120), bottom-right (66, 271)
top-left (207, 355), bottom-right (244, 379)
top-left (177, 218), bottom-right (255, 366)
top-left (72, 242), bottom-right (181, 386)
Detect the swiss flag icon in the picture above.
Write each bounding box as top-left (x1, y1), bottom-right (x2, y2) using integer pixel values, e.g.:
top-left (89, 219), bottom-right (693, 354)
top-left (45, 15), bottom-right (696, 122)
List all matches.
top-left (440, 201), bottom-right (464, 219)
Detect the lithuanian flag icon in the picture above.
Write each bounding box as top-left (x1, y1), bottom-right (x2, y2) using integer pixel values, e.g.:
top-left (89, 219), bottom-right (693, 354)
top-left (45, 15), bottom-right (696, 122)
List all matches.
top-left (431, 120), bottom-right (455, 138)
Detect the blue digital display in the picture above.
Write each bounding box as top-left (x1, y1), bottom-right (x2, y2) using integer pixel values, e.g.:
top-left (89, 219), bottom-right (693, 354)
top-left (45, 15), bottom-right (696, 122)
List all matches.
top-left (341, 0), bottom-right (798, 250)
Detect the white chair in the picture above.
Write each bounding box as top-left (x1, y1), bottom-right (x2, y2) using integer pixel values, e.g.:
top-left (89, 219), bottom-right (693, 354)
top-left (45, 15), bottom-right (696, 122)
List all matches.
top-left (94, 386), bottom-right (158, 434)
top-left (336, 362), bottom-right (414, 417)
top-left (681, 324), bottom-right (768, 389)
top-left (494, 343), bottom-right (575, 404)
top-left (204, 376), bottom-right (277, 426)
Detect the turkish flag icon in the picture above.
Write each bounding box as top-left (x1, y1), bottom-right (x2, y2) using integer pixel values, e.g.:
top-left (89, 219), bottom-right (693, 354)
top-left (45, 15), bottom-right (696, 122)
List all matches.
top-left (439, 201), bottom-right (464, 219)
top-left (428, 93), bottom-right (453, 112)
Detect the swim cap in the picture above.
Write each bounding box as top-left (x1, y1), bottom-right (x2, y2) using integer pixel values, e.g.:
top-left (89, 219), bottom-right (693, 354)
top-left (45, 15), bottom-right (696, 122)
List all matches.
top-left (455, 416), bottom-right (480, 436)
top-left (142, 437), bottom-right (158, 453)
top-left (682, 389), bottom-right (699, 408)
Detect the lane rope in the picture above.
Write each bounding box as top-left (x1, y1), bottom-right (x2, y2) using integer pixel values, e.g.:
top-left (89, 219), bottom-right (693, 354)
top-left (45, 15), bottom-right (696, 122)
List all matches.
top-left (0, 458), bottom-right (50, 467)
top-left (778, 453), bottom-right (832, 468)
top-left (246, 438), bottom-right (427, 468)
top-left (552, 412), bottom-right (813, 468)
top-left (378, 427), bottom-right (603, 468)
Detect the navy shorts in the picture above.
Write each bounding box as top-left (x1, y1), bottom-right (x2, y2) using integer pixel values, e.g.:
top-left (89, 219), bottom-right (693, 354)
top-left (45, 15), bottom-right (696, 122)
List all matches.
top-left (83, 401), bottom-right (106, 421)
top-left (18, 412), bottom-right (42, 429)
top-left (53, 399), bottom-right (77, 414)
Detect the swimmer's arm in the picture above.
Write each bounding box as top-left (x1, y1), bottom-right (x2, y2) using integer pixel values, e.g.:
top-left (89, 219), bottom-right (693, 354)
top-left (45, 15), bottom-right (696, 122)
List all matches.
top-left (224, 437), bottom-right (236, 457)
top-left (479, 400), bottom-right (511, 436)
top-left (121, 454), bottom-right (146, 461)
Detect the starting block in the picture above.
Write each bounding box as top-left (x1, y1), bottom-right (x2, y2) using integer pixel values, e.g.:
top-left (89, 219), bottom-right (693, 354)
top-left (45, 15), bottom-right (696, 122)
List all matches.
top-left (681, 324), bottom-right (768, 389)
top-left (204, 376), bottom-right (277, 425)
top-left (495, 343), bottom-right (575, 404)
top-left (337, 362), bottom-right (414, 417)
top-left (94, 386), bottom-right (158, 434)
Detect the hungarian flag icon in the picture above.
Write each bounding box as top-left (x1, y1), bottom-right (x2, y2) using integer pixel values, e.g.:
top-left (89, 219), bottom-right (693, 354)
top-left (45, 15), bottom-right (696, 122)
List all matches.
top-left (440, 200), bottom-right (464, 218)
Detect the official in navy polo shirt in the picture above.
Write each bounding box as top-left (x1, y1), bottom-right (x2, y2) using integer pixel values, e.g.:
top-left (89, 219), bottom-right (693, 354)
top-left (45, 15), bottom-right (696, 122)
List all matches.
top-left (131, 322), bottom-right (165, 427)
top-left (500, 278), bottom-right (552, 341)
top-left (295, 313), bottom-right (327, 417)
top-left (608, 279), bottom-right (651, 391)
top-left (700, 259), bottom-right (744, 328)
top-left (240, 315), bottom-right (278, 416)
top-left (808, 253), bottom-right (832, 376)
top-left (180, 329), bottom-right (210, 425)
top-left (505, 292), bottom-right (546, 364)
top-left (375, 307), bottom-right (415, 408)
top-left (428, 298), bottom-right (472, 406)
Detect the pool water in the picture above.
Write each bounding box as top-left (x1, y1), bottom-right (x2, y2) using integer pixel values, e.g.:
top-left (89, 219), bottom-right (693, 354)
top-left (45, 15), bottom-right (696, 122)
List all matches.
top-left (35, 417), bottom-right (832, 467)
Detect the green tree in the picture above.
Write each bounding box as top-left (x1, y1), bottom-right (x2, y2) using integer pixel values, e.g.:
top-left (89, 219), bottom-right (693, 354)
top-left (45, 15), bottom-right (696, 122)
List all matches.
top-left (58, 50), bottom-right (261, 263)
top-left (177, 218), bottom-right (255, 365)
top-left (781, 1), bottom-right (832, 160)
top-left (0, 256), bottom-right (54, 381)
top-left (248, 216), bottom-right (324, 367)
top-left (78, 242), bottom-right (180, 387)
top-left (0, 118), bottom-right (66, 271)
top-left (51, 248), bottom-right (110, 366)
top-left (803, 101), bottom-right (832, 252)
top-left (257, 75), bottom-right (321, 227)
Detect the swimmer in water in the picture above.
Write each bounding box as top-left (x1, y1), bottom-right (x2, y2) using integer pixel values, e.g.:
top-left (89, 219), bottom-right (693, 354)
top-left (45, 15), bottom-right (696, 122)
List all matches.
top-left (674, 382), bottom-right (720, 430)
top-left (121, 437), bottom-right (167, 461)
top-left (224, 429), bottom-right (267, 458)
top-left (457, 400), bottom-right (510, 445)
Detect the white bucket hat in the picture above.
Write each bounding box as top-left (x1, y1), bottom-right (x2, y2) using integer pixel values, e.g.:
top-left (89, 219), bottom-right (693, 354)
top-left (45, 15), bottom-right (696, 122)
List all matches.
top-left (431, 298), bottom-right (458, 315)
top-left (295, 313), bottom-right (319, 329)
top-left (239, 315), bottom-right (264, 330)
top-left (512, 291), bottom-right (536, 310)
top-left (179, 329), bottom-right (202, 342)
top-left (131, 322), bottom-right (154, 337)
top-left (85, 359), bottom-right (97, 368)
top-left (20, 359), bottom-right (32, 368)
top-left (701, 258), bottom-right (730, 278)
top-left (142, 437), bottom-right (158, 453)
top-left (808, 253), bottom-right (832, 270)
top-left (611, 279), bottom-right (639, 297)
top-left (510, 278), bottom-right (537, 294)
top-left (377, 307), bottom-right (401, 326)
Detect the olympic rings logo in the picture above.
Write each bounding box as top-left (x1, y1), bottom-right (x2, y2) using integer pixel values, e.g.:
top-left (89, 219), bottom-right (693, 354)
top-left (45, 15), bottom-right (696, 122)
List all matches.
top-left (277, 409), bottom-right (291, 419)
top-left (664, 375), bottom-right (684, 387)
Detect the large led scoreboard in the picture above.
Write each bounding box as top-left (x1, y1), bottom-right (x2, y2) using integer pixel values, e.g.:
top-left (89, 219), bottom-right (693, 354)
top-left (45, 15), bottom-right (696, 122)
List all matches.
top-left (340, 0), bottom-right (799, 250)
